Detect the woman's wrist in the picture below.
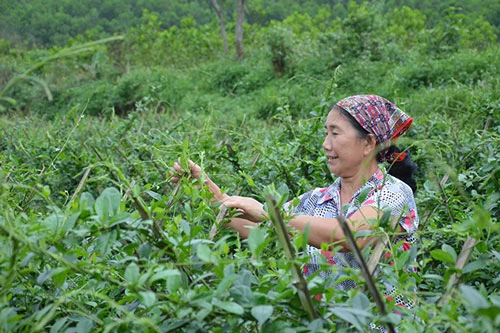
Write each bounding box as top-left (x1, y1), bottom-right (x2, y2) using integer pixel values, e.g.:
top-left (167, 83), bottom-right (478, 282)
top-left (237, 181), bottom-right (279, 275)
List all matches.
top-left (204, 177), bottom-right (228, 202)
top-left (215, 192), bottom-right (230, 202)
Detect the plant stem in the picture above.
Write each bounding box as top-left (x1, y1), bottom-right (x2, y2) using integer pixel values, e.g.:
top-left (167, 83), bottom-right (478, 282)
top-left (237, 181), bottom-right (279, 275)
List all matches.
top-left (336, 215), bottom-right (395, 333)
top-left (265, 194), bottom-right (318, 321)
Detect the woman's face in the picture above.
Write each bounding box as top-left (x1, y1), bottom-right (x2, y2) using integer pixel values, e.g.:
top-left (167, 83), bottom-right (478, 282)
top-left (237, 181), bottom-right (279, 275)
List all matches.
top-left (322, 109), bottom-right (374, 178)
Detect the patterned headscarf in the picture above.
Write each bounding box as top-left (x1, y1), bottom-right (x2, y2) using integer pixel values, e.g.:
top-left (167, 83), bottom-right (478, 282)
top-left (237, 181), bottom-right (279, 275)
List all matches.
top-left (336, 94), bottom-right (413, 147)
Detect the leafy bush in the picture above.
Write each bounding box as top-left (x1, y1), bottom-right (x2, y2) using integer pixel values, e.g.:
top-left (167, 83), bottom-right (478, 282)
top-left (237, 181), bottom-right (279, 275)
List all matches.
top-left (264, 25), bottom-right (295, 77)
top-left (1, 105), bottom-right (499, 331)
top-left (1, 2), bottom-right (500, 331)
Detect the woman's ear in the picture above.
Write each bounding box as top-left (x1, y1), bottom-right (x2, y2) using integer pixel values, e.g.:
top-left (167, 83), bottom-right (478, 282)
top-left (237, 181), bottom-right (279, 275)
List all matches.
top-left (364, 134), bottom-right (377, 155)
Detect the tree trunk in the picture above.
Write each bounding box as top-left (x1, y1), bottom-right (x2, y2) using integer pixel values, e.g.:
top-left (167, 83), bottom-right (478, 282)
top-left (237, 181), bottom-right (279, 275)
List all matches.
top-left (209, 0), bottom-right (228, 52)
top-left (235, 0), bottom-right (246, 60)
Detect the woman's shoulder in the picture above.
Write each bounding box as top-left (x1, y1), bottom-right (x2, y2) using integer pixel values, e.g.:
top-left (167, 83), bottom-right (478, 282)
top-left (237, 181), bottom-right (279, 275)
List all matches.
top-left (298, 184), bottom-right (337, 204)
top-left (374, 174), bottom-right (416, 207)
top-left (284, 181), bottom-right (340, 213)
top-left (384, 174), bottom-right (414, 192)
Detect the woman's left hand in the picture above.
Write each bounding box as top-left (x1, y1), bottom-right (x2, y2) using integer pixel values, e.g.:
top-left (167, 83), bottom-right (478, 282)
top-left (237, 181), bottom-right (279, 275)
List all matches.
top-left (223, 196), bottom-right (267, 223)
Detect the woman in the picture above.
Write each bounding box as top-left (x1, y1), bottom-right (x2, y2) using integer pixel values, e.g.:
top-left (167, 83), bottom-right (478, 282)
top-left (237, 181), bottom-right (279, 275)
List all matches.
top-left (172, 94), bottom-right (419, 304)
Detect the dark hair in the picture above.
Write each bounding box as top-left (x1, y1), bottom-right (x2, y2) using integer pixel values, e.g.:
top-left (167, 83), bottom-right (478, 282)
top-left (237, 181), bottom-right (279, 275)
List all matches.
top-left (333, 105), bottom-right (418, 193)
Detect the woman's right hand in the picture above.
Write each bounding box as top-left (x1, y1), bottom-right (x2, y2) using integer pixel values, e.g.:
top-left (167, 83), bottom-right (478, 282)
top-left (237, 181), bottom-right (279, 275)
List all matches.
top-left (222, 196), bottom-right (267, 223)
top-left (170, 159), bottom-right (228, 202)
top-left (171, 159), bottom-right (202, 183)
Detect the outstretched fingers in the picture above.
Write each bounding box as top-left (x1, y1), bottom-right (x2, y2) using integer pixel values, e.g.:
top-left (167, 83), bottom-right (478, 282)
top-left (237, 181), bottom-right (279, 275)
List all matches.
top-left (187, 159), bottom-right (202, 179)
top-left (170, 159), bottom-right (202, 183)
top-left (223, 196), bottom-right (266, 222)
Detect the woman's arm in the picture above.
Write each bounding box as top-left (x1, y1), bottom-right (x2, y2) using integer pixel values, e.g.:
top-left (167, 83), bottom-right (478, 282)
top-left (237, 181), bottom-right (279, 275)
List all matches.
top-left (171, 160), bottom-right (258, 238)
top-left (171, 159), bottom-right (228, 202)
top-left (172, 161), bottom-right (384, 250)
top-left (226, 217), bottom-right (259, 239)
top-left (223, 196), bottom-right (383, 251)
top-left (287, 205), bottom-right (382, 251)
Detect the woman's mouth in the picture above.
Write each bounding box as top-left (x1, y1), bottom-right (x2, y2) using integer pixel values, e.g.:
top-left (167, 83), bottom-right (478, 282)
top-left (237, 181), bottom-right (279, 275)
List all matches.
top-left (327, 155), bottom-right (338, 163)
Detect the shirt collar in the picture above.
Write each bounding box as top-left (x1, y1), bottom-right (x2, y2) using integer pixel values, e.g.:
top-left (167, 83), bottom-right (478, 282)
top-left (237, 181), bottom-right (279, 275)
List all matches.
top-left (316, 168), bottom-right (385, 205)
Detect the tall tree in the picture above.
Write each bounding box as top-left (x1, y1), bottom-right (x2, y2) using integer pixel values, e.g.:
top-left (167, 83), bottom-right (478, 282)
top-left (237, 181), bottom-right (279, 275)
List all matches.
top-left (208, 0), bottom-right (229, 52)
top-left (235, 0), bottom-right (246, 60)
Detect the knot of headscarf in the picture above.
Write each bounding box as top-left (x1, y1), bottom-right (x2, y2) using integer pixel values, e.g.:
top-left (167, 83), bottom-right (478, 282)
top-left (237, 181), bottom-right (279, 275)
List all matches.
top-left (336, 94), bottom-right (413, 147)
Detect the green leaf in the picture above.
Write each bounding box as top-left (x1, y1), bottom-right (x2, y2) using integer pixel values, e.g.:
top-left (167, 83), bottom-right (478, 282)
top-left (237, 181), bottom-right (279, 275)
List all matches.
top-left (124, 262), bottom-right (140, 285)
top-left (248, 227), bottom-right (265, 255)
top-left (75, 317), bottom-right (94, 333)
top-left (430, 249), bottom-right (455, 264)
top-left (180, 218), bottom-right (191, 235)
top-left (137, 243), bottom-right (151, 258)
top-left (95, 230), bottom-right (117, 255)
top-left (379, 211), bottom-right (392, 229)
top-left (357, 187), bottom-right (371, 204)
top-left (37, 269), bottom-right (54, 285)
top-left (42, 213), bottom-right (63, 235)
top-left (421, 274), bottom-right (443, 281)
top-left (197, 307), bottom-right (212, 321)
top-left (167, 274), bottom-right (181, 293)
top-left (0, 96), bottom-right (17, 105)
top-left (478, 306), bottom-right (500, 321)
top-left (251, 305), bottom-right (273, 326)
top-left (459, 285), bottom-right (489, 311)
top-left (463, 259), bottom-right (487, 274)
top-left (215, 273), bottom-right (239, 297)
top-left (109, 212), bottom-right (131, 225)
top-left (308, 318), bottom-right (326, 331)
top-left (354, 229), bottom-right (372, 238)
top-left (442, 244), bottom-right (457, 263)
top-left (352, 292), bottom-right (370, 310)
top-left (239, 171), bottom-right (255, 187)
top-left (162, 319), bottom-right (191, 332)
top-left (150, 269), bottom-right (181, 283)
top-left (95, 187), bottom-right (121, 223)
top-left (95, 195), bottom-right (109, 222)
top-left (139, 291), bottom-right (157, 307)
top-left (52, 269), bottom-right (68, 288)
top-left (80, 192), bottom-right (95, 212)
top-left (50, 318), bottom-right (68, 333)
top-left (215, 301), bottom-right (244, 315)
top-left (301, 222), bottom-right (311, 250)
top-left (146, 190), bottom-right (162, 201)
top-left (62, 212), bottom-right (79, 234)
top-left (330, 307), bottom-right (372, 330)
top-left (34, 304), bottom-right (52, 321)
top-left (472, 206), bottom-right (492, 231)
top-left (197, 244), bottom-right (217, 264)
top-left (476, 241), bottom-right (488, 253)
top-left (395, 249), bottom-right (412, 270)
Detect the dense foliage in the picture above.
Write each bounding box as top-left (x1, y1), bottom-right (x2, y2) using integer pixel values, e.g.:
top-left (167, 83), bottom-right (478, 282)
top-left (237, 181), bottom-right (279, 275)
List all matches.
top-left (1, 0), bottom-right (499, 47)
top-left (0, 1), bottom-right (499, 332)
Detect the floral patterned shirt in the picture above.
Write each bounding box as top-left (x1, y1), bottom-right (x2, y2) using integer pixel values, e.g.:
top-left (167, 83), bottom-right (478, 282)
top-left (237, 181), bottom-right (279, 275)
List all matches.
top-left (285, 168), bottom-right (418, 303)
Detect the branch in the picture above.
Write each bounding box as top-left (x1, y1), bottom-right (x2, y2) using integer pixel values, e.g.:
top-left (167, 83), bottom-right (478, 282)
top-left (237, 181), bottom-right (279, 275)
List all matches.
top-left (265, 193), bottom-right (318, 320)
top-left (68, 167), bottom-right (92, 206)
top-left (438, 237), bottom-right (478, 307)
top-left (366, 216), bottom-right (399, 275)
top-left (336, 215), bottom-right (395, 333)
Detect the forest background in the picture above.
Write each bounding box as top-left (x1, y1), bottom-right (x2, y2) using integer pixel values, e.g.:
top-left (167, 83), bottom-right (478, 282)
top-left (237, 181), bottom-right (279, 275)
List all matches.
top-left (0, 0), bottom-right (499, 332)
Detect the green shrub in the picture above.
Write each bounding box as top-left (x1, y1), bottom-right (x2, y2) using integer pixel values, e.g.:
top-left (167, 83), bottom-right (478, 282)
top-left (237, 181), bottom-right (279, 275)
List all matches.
top-left (264, 25), bottom-right (295, 77)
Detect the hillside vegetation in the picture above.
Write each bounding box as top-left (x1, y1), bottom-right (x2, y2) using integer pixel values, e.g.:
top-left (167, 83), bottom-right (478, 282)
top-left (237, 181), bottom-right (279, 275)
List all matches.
top-left (1, 0), bottom-right (500, 47)
top-left (0, 1), bottom-right (499, 332)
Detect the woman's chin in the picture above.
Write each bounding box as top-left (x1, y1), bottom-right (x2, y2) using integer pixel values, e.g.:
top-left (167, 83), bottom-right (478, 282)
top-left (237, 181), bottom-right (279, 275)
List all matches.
top-left (328, 166), bottom-right (340, 176)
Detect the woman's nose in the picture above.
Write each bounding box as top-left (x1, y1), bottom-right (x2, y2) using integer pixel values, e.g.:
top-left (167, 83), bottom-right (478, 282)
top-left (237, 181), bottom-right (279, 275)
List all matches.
top-left (322, 137), bottom-right (330, 151)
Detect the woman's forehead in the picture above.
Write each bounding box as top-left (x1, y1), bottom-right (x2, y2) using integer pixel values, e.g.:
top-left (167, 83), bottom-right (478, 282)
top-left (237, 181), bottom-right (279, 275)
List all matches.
top-left (325, 109), bottom-right (349, 127)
